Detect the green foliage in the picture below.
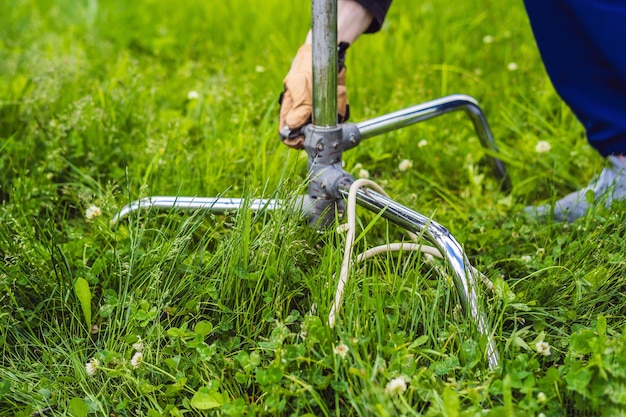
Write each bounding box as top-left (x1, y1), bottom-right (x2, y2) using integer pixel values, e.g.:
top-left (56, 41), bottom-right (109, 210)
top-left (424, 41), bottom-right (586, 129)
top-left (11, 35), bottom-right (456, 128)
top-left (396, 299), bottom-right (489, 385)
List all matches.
top-left (564, 318), bottom-right (626, 413)
top-left (74, 277), bottom-right (93, 329)
top-left (1, 0), bottom-right (626, 415)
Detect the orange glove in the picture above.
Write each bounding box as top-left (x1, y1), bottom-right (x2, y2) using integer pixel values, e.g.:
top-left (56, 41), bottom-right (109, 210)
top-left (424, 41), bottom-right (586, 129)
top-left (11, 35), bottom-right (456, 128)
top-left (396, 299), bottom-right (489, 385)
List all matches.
top-left (279, 43), bottom-right (350, 149)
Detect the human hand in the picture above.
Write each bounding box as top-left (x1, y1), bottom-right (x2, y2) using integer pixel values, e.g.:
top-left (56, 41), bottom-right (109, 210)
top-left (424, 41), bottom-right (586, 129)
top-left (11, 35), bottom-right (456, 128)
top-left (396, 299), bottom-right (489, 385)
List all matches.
top-left (278, 44), bottom-right (349, 149)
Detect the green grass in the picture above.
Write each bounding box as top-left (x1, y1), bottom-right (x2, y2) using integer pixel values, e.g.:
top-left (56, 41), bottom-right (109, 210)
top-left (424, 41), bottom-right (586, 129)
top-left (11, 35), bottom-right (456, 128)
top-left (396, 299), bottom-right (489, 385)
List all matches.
top-left (2, 0), bottom-right (626, 415)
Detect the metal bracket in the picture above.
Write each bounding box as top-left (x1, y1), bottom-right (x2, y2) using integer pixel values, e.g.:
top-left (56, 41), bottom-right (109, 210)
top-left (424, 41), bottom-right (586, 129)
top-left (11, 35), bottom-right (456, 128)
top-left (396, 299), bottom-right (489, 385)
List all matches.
top-left (301, 123), bottom-right (360, 227)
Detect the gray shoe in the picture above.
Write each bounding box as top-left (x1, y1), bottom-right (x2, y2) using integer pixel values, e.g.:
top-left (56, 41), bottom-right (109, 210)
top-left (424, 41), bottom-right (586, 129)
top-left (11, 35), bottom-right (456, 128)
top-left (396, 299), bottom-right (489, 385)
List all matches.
top-left (525, 156), bottom-right (626, 222)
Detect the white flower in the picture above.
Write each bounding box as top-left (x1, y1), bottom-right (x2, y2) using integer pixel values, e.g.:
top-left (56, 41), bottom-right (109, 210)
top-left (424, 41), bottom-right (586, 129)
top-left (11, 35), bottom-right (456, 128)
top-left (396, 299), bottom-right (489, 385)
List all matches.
top-left (131, 352), bottom-right (143, 368)
top-left (520, 255), bottom-right (532, 263)
top-left (384, 376), bottom-right (408, 395)
top-left (418, 139), bottom-right (428, 148)
top-left (187, 90), bottom-right (199, 100)
top-left (535, 140), bottom-right (552, 153)
top-left (255, 65), bottom-right (265, 73)
top-left (483, 35), bottom-right (494, 44)
top-left (537, 392), bottom-right (547, 403)
top-left (85, 358), bottom-right (100, 376)
top-left (507, 62), bottom-right (519, 71)
top-left (536, 247), bottom-right (545, 256)
top-left (334, 343), bottom-right (349, 359)
top-left (132, 340), bottom-right (144, 352)
top-left (358, 169), bottom-right (370, 179)
top-left (535, 341), bottom-right (551, 356)
top-left (538, 414), bottom-right (546, 417)
top-left (85, 205), bottom-right (102, 221)
top-left (398, 159), bottom-right (413, 172)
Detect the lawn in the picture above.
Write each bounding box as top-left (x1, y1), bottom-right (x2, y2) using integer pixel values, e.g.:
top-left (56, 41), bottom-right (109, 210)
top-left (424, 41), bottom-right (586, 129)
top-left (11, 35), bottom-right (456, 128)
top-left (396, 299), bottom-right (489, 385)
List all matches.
top-left (1, 0), bottom-right (626, 415)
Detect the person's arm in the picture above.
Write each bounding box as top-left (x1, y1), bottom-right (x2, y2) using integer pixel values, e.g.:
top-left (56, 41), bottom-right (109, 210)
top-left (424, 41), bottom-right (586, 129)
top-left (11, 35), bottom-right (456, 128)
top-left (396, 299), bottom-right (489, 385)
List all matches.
top-left (305, 0), bottom-right (374, 45)
top-left (278, 0), bottom-right (390, 149)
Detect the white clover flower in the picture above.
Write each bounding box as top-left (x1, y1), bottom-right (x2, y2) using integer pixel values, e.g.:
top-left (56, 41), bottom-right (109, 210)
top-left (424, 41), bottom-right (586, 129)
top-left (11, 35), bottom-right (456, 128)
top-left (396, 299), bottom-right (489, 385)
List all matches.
top-left (187, 90), bottom-right (199, 100)
top-left (85, 358), bottom-right (100, 376)
top-left (507, 62), bottom-right (519, 71)
top-left (536, 248), bottom-right (545, 256)
top-left (255, 65), bottom-right (265, 73)
top-left (131, 351), bottom-right (143, 368)
top-left (398, 159), bottom-right (413, 172)
top-left (132, 339), bottom-right (144, 352)
top-left (334, 343), bottom-right (349, 359)
top-left (537, 392), bottom-right (547, 403)
top-left (418, 139), bottom-right (428, 148)
top-left (538, 414), bottom-right (546, 417)
top-left (85, 205), bottom-right (102, 221)
top-left (482, 35), bottom-right (494, 44)
top-left (358, 169), bottom-right (370, 179)
top-left (384, 376), bottom-right (408, 395)
top-left (536, 341), bottom-right (551, 356)
top-left (535, 140), bottom-right (552, 153)
top-left (520, 255), bottom-right (532, 263)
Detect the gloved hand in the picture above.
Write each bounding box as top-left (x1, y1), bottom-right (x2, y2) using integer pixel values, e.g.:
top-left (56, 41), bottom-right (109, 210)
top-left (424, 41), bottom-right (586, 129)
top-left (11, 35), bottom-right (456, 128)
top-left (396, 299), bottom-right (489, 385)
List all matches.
top-left (278, 43), bottom-right (350, 149)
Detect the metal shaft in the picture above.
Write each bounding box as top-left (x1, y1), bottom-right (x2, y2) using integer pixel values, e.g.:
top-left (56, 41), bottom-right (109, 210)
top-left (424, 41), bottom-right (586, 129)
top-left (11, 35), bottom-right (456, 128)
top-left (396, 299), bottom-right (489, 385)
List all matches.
top-left (312, 0), bottom-right (338, 127)
top-left (355, 94), bottom-right (510, 189)
top-left (110, 197), bottom-right (280, 226)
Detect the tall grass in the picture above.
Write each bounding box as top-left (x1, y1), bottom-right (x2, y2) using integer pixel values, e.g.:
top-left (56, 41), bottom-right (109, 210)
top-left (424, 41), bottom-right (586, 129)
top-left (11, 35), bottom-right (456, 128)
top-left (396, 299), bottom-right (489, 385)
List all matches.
top-left (2, 0), bottom-right (625, 415)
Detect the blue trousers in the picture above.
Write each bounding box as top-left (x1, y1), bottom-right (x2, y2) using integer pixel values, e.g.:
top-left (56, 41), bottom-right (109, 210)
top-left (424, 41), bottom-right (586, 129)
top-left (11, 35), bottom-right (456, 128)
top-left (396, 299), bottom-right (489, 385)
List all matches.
top-left (523, 0), bottom-right (626, 156)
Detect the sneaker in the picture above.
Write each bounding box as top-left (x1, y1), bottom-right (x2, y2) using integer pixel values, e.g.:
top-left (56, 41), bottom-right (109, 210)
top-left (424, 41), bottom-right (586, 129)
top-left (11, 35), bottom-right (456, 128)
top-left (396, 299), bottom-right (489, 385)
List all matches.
top-left (524, 155), bottom-right (626, 222)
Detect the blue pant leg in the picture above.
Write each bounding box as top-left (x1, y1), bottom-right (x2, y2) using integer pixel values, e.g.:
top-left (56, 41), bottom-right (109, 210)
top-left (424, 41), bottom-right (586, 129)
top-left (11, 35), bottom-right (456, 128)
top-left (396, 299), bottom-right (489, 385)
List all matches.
top-left (523, 0), bottom-right (626, 156)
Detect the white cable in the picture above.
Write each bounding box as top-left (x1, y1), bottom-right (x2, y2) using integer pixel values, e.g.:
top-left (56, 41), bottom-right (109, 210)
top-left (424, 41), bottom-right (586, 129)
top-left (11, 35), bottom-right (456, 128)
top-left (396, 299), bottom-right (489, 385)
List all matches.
top-left (356, 242), bottom-right (443, 263)
top-left (328, 179), bottom-right (442, 327)
top-left (326, 179), bottom-right (496, 328)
